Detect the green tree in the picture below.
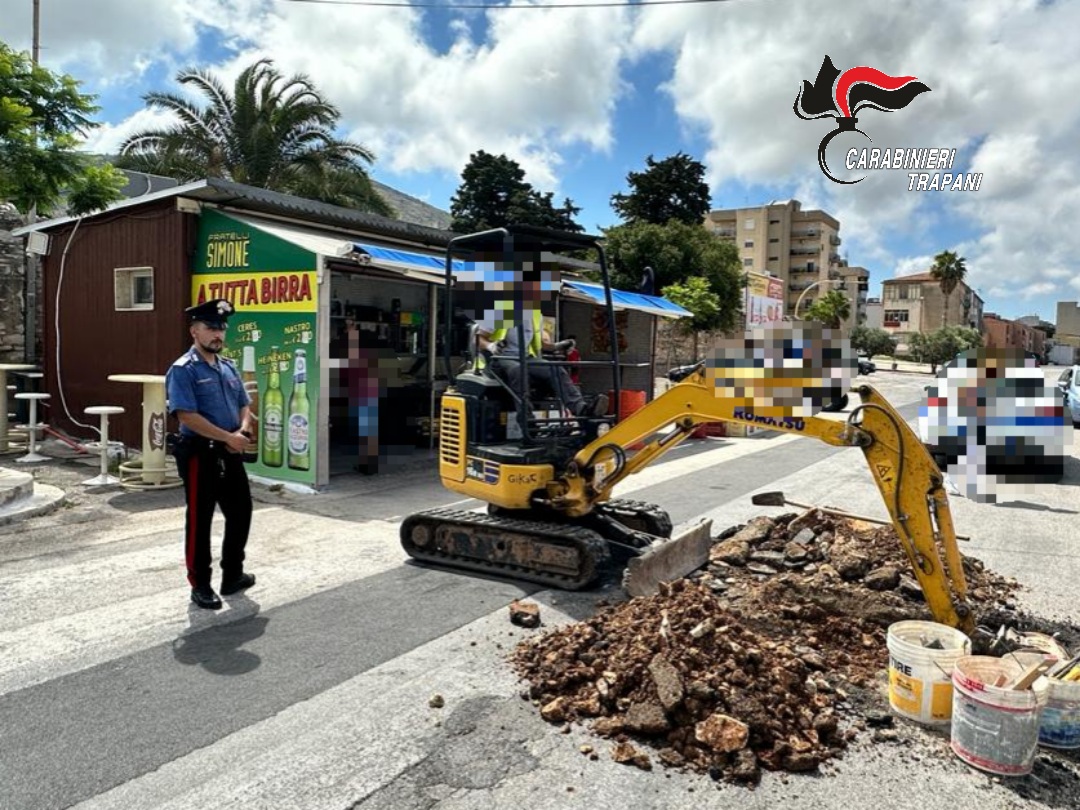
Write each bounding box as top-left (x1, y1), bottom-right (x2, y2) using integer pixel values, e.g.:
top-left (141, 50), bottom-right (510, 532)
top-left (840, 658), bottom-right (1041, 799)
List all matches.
top-left (849, 326), bottom-right (898, 358)
top-left (929, 250), bottom-right (968, 328)
top-left (661, 276), bottom-right (720, 360)
top-left (602, 220), bottom-right (742, 332)
top-left (804, 289), bottom-right (852, 329)
top-left (610, 152), bottom-right (711, 226)
top-left (118, 59), bottom-right (391, 215)
top-left (0, 42), bottom-right (125, 216)
top-left (449, 151), bottom-right (582, 233)
top-left (908, 325), bottom-right (983, 373)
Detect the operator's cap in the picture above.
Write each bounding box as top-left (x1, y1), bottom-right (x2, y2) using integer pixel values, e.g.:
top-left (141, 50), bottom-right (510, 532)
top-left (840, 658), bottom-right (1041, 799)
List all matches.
top-left (185, 298), bottom-right (235, 329)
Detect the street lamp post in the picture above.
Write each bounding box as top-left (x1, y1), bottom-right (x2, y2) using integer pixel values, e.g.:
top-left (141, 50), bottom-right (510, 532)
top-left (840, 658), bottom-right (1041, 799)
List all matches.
top-left (794, 278), bottom-right (846, 322)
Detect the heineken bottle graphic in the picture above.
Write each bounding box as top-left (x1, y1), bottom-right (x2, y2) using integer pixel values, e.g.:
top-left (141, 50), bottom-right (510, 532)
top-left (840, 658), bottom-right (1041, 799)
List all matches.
top-left (241, 345), bottom-right (260, 463)
top-left (262, 347), bottom-right (285, 468)
top-left (287, 348), bottom-right (311, 471)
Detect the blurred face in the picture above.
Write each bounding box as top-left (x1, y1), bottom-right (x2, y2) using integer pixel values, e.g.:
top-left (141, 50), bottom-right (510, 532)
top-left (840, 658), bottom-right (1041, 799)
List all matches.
top-left (191, 321), bottom-right (225, 354)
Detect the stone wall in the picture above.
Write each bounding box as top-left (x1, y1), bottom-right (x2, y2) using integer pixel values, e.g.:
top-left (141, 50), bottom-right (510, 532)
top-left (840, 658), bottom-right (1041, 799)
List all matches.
top-left (654, 318), bottom-right (728, 371)
top-left (0, 205), bottom-right (29, 362)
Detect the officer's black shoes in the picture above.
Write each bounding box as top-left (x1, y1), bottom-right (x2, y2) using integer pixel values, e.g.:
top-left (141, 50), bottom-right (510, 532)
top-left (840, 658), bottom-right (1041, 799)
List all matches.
top-left (191, 585), bottom-right (223, 610)
top-left (221, 572), bottom-right (256, 596)
top-left (590, 394), bottom-right (610, 417)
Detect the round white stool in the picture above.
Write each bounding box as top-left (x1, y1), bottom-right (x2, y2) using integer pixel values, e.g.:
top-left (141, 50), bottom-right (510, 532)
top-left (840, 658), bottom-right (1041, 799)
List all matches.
top-left (14, 392), bottom-right (50, 463)
top-left (83, 406), bottom-right (126, 486)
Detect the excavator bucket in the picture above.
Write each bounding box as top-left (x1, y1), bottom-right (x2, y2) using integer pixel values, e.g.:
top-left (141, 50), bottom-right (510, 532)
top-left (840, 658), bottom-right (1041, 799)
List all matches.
top-left (623, 519), bottom-right (713, 598)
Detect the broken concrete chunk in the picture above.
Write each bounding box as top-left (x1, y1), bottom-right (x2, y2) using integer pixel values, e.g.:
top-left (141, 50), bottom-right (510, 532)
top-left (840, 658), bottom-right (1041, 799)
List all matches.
top-left (711, 538), bottom-right (750, 566)
top-left (784, 541), bottom-right (810, 563)
top-left (898, 574), bottom-right (925, 600)
top-left (791, 527), bottom-right (817, 546)
top-left (509, 600), bottom-right (541, 628)
top-left (695, 713), bottom-right (750, 753)
top-left (730, 749), bottom-right (760, 783)
top-left (749, 550), bottom-right (786, 567)
top-left (611, 741), bottom-right (652, 770)
top-left (864, 565), bottom-right (901, 591)
top-left (833, 552), bottom-right (871, 582)
top-left (428, 694), bottom-right (445, 709)
top-left (592, 716), bottom-right (626, 736)
top-left (540, 696), bottom-right (569, 723)
top-left (649, 653), bottom-right (685, 711)
top-left (624, 700), bottom-right (670, 734)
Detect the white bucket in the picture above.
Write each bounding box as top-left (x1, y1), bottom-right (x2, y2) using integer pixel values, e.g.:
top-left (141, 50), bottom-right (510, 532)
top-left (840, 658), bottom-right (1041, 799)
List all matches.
top-left (886, 620), bottom-right (972, 725)
top-left (951, 655), bottom-right (1049, 776)
top-left (1039, 676), bottom-right (1080, 749)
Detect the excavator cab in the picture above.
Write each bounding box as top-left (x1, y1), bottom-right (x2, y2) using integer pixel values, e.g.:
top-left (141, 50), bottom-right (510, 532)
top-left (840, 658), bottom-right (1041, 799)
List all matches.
top-left (432, 226), bottom-right (624, 511)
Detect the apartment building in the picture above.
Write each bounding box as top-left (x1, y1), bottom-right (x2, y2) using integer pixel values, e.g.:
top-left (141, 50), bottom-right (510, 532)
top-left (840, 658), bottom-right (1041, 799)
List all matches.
top-left (982, 313), bottom-right (1047, 356)
top-left (879, 273), bottom-right (984, 349)
top-left (704, 200), bottom-right (848, 322)
top-left (1056, 302), bottom-right (1080, 348)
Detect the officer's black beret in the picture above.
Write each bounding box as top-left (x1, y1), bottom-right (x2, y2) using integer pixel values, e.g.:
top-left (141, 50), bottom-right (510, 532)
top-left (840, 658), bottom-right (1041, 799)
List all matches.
top-left (185, 299), bottom-right (235, 329)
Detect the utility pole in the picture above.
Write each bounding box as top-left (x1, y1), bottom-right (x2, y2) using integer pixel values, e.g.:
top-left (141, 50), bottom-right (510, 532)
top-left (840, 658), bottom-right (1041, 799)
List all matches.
top-left (26, 0), bottom-right (41, 365)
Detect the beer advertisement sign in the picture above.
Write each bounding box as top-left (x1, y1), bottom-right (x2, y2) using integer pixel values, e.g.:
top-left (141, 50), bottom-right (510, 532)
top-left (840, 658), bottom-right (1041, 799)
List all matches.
top-left (192, 210), bottom-right (318, 486)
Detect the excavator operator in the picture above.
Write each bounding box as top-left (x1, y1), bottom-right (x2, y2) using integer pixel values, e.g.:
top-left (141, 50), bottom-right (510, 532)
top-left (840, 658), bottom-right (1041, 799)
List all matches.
top-left (474, 279), bottom-right (608, 418)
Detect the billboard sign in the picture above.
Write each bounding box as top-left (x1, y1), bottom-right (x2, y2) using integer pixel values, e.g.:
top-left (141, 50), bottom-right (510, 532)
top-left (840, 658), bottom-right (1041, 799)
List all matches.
top-left (745, 272), bottom-right (785, 329)
top-left (192, 210), bottom-right (319, 487)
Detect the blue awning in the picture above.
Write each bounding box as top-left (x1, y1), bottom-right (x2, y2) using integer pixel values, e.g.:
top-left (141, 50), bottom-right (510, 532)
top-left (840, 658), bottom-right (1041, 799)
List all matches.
top-left (562, 280), bottom-right (690, 319)
top-left (352, 242), bottom-right (466, 280)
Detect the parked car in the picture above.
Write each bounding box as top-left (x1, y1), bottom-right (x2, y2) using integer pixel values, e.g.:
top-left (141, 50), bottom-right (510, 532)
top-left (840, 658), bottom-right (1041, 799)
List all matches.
top-left (857, 356), bottom-right (876, 375)
top-left (919, 349), bottom-right (1067, 497)
top-left (1057, 365), bottom-right (1080, 426)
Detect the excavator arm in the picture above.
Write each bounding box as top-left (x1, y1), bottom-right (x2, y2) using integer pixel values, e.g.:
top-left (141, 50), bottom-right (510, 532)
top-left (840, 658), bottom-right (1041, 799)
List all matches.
top-left (542, 367), bottom-right (974, 633)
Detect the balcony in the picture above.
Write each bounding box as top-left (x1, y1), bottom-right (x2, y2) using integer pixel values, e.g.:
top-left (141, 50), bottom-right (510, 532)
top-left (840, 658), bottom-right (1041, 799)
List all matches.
top-left (792, 229), bottom-right (819, 238)
top-left (790, 246), bottom-right (820, 256)
top-left (712, 228), bottom-right (736, 238)
top-left (830, 235), bottom-right (842, 246)
top-left (829, 253), bottom-right (842, 264)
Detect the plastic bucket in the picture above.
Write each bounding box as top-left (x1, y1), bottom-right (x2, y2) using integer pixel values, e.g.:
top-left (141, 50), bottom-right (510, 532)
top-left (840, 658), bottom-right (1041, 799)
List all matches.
top-left (1039, 675), bottom-right (1080, 749)
top-left (886, 620), bottom-right (972, 725)
top-left (951, 655), bottom-right (1049, 776)
top-left (608, 390), bottom-right (648, 449)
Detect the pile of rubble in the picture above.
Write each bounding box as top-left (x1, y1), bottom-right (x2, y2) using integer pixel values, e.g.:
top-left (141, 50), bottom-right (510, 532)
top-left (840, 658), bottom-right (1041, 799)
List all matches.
top-left (511, 510), bottom-right (1023, 784)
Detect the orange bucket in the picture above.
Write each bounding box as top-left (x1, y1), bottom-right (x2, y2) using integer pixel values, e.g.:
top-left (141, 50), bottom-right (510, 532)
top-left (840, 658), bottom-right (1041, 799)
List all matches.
top-left (608, 390), bottom-right (647, 448)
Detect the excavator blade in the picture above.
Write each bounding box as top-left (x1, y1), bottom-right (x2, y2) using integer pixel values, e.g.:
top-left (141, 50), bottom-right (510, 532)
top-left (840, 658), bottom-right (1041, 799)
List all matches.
top-left (623, 519), bottom-right (713, 598)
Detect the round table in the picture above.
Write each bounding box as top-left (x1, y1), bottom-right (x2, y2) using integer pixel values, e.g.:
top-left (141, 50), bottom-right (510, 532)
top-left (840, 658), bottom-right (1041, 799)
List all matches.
top-left (107, 374), bottom-right (180, 489)
top-left (0, 364), bottom-right (36, 453)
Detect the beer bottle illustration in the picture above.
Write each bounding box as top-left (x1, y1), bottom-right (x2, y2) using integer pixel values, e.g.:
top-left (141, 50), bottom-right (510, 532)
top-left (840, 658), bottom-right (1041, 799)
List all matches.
top-left (288, 349), bottom-right (311, 470)
top-left (242, 345), bottom-right (260, 462)
top-left (262, 347), bottom-right (285, 467)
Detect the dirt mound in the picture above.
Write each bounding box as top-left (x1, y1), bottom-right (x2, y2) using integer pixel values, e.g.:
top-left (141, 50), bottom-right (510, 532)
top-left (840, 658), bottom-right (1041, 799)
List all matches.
top-left (512, 510), bottom-right (1029, 785)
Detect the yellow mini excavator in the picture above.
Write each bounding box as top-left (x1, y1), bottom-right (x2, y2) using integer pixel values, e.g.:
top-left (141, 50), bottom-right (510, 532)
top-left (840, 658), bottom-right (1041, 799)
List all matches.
top-left (401, 226), bottom-right (974, 636)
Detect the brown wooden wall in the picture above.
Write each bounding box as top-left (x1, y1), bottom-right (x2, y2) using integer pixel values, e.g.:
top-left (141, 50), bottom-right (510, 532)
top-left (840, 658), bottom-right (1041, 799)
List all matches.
top-left (42, 202), bottom-right (198, 448)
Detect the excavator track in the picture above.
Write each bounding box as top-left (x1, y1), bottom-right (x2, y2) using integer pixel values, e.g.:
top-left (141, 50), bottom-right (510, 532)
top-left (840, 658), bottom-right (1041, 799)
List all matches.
top-left (400, 508), bottom-right (612, 590)
top-left (595, 499), bottom-right (673, 539)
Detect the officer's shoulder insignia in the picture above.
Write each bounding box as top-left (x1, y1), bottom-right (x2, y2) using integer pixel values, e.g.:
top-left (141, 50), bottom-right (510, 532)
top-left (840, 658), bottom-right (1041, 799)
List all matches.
top-left (172, 354), bottom-right (193, 367)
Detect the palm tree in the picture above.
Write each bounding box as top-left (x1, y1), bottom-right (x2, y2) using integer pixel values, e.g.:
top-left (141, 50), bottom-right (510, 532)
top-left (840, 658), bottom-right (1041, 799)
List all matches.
top-left (805, 288), bottom-right (852, 329)
top-left (118, 60), bottom-right (392, 216)
top-left (930, 250), bottom-right (967, 328)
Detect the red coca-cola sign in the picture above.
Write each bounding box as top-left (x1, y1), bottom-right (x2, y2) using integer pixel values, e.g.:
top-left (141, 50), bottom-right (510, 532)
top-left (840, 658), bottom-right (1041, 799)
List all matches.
top-left (149, 411), bottom-right (165, 451)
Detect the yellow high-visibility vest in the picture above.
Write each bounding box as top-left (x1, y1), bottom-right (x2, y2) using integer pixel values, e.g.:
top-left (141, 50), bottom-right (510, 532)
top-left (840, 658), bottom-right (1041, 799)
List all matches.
top-left (483, 308), bottom-right (543, 366)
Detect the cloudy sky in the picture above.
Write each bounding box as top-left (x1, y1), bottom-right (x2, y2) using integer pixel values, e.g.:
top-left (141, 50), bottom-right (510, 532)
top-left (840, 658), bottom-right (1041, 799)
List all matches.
top-left (3, 0), bottom-right (1077, 321)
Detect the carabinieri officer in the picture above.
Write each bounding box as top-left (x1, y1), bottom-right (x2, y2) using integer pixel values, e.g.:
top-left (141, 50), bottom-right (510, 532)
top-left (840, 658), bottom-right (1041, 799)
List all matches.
top-left (166, 298), bottom-right (256, 610)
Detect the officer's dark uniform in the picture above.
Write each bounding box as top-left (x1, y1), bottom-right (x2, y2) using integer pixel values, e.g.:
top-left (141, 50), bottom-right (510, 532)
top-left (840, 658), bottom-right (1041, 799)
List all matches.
top-left (166, 299), bottom-right (254, 609)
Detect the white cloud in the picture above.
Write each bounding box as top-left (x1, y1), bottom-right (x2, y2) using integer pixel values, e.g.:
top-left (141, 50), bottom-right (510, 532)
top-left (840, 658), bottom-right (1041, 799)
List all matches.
top-left (632, 0), bottom-right (1080, 312)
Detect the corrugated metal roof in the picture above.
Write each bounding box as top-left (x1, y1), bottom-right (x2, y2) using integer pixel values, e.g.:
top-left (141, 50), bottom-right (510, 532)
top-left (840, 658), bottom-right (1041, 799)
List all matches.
top-left (562, 280), bottom-right (690, 319)
top-left (13, 177), bottom-right (455, 247)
